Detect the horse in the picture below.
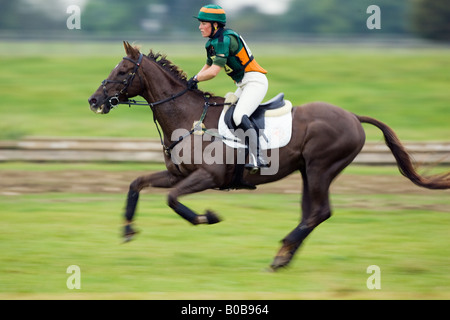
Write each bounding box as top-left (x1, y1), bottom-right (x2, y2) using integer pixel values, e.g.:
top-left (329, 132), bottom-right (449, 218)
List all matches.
top-left (88, 42), bottom-right (450, 270)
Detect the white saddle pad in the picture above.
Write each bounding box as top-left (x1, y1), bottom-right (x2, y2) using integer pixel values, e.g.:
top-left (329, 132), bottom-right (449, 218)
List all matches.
top-left (217, 100), bottom-right (293, 150)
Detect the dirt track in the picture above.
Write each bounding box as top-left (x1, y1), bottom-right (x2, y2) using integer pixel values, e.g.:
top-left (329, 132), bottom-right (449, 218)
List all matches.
top-left (2, 138), bottom-right (448, 210)
top-left (1, 168), bottom-right (449, 213)
top-left (0, 168), bottom-right (446, 195)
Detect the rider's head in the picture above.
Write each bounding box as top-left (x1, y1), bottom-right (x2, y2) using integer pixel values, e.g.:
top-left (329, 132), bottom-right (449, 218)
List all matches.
top-left (194, 4), bottom-right (226, 38)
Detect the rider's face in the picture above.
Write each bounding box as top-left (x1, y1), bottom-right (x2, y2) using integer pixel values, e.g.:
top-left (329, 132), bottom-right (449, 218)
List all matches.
top-left (199, 21), bottom-right (216, 38)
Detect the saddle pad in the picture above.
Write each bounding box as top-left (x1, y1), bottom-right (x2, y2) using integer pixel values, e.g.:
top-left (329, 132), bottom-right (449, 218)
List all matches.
top-left (218, 100), bottom-right (293, 150)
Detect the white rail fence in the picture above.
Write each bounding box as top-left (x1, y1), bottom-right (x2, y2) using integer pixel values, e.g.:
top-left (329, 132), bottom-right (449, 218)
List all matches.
top-left (0, 137), bottom-right (449, 165)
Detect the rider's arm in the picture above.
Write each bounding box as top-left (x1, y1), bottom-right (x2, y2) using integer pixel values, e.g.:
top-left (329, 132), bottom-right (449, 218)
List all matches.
top-left (195, 34), bottom-right (232, 82)
top-left (196, 64), bottom-right (221, 82)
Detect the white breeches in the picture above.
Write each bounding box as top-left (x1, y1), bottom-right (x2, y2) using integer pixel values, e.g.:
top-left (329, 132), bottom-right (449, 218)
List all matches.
top-left (232, 72), bottom-right (268, 126)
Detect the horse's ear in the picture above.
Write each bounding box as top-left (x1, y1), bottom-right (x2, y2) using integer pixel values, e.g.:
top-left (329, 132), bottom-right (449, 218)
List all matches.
top-left (123, 41), bottom-right (139, 58)
top-left (123, 41), bottom-right (130, 55)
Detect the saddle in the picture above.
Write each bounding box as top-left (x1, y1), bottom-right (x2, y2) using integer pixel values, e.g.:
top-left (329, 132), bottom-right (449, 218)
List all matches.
top-left (224, 93), bottom-right (287, 131)
top-left (218, 92), bottom-right (293, 150)
top-left (217, 92), bottom-right (294, 190)
top-left (218, 93), bottom-right (292, 189)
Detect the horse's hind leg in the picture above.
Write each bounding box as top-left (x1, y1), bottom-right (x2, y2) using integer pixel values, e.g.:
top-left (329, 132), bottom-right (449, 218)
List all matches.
top-left (270, 111), bottom-right (365, 270)
top-left (123, 170), bottom-right (182, 241)
top-left (270, 167), bottom-right (332, 270)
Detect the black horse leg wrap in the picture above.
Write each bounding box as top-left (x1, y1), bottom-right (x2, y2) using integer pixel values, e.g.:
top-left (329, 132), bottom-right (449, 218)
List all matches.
top-left (174, 202), bottom-right (199, 225)
top-left (125, 190), bottom-right (139, 222)
top-left (283, 224), bottom-right (312, 245)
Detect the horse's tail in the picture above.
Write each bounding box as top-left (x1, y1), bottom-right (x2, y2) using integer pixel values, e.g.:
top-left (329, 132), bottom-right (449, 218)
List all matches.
top-left (356, 115), bottom-right (450, 190)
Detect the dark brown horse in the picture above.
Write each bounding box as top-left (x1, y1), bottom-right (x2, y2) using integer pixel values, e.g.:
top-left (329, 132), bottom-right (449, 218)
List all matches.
top-left (88, 42), bottom-right (449, 270)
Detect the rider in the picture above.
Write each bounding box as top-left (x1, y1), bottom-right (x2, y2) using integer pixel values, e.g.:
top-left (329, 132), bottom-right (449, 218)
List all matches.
top-left (188, 4), bottom-right (269, 173)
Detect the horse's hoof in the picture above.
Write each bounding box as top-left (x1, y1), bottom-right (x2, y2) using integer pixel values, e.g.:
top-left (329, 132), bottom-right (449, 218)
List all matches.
top-left (263, 266), bottom-right (277, 273)
top-left (123, 234), bottom-right (134, 243)
top-left (122, 224), bottom-right (137, 243)
top-left (205, 210), bottom-right (222, 224)
top-left (270, 256), bottom-right (291, 271)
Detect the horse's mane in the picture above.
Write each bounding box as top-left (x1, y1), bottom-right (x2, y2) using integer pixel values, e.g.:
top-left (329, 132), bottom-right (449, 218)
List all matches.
top-left (130, 47), bottom-right (215, 97)
top-left (146, 50), bottom-right (188, 84)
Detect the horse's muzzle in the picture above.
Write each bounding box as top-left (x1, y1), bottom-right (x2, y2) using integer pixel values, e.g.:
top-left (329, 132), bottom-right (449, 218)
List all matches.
top-left (88, 96), bottom-right (111, 114)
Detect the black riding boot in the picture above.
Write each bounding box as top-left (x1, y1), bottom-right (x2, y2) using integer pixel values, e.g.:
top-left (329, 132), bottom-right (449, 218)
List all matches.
top-left (239, 115), bottom-right (269, 174)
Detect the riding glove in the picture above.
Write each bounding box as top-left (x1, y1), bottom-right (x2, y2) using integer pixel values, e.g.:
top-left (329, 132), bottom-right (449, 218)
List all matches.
top-left (187, 76), bottom-right (198, 90)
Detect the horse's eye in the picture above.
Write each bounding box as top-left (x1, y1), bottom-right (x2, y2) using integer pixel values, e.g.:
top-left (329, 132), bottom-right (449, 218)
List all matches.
top-left (118, 71), bottom-right (126, 76)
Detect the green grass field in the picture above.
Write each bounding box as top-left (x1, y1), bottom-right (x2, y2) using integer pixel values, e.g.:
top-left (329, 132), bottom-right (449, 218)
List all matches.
top-left (0, 188), bottom-right (449, 299)
top-left (0, 194), bottom-right (450, 299)
top-left (0, 41), bottom-right (449, 140)
top-left (0, 163), bottom-right (449, 299)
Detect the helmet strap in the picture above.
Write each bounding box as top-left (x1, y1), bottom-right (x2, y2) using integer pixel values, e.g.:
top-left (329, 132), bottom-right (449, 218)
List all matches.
top-left (209, 22), bottom-right (223, 38)
top-left (209, 22), bottom-right (216, 38)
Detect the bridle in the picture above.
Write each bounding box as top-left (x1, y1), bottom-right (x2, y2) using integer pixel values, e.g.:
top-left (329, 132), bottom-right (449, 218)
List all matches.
top-left (101, 53), bottom-right (192, 110)
top-left (99, 52), bottom-right (232, 156)
top-left (101, 53), bottom-right (145, 108)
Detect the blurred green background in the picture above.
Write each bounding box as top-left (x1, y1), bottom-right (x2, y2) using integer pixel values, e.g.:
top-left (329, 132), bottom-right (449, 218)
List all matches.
top-left (0, 0), bottom-right (449, 300)
top-left (0, 42), bottom-right (449, 141)
top-left (0, 0), bottom-right (449, 141)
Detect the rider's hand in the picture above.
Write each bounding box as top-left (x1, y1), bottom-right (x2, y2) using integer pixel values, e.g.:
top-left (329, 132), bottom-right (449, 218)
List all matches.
top-left (187, 76), bottom-right (199, 90)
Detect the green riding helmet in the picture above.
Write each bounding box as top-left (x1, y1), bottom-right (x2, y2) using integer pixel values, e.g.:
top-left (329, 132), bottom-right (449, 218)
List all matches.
top-left (194, 4), bottom-right (226, 25)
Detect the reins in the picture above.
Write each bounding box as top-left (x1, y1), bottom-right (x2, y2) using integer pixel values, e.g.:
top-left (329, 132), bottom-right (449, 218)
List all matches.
top-left (122, 88), bottom-right (189, 108)
top-left (124, 92), bottom-right (233, 156)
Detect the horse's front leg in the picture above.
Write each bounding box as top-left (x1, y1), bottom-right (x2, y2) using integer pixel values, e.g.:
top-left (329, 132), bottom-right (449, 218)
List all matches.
top-left (123, 170), bottom-right (182, 241)
top-left (168, 168), bottom-right (222, 225)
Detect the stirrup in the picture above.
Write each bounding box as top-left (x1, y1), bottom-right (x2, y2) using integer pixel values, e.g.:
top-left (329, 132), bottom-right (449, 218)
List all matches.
top-left (244, 156), bottom-right (270, 174)
top-left (245, 163), bottom-right (259, 174)
top-left (244, 163), bottom-right (270, 174)
top-left (245, 151), bottom-right (259, 174)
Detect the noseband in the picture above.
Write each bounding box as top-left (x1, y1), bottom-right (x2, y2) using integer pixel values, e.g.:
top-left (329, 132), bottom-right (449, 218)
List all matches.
top-left (101, 53), bottom-right (144, 108)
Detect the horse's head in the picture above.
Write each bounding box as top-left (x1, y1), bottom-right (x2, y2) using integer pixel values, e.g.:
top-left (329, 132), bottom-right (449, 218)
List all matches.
top-left (89, 41), bottom-right (145, 114)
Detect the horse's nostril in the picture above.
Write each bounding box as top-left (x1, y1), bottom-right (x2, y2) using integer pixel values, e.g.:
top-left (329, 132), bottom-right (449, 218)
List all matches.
top-left (89, 98), bottom-right (97, 105)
